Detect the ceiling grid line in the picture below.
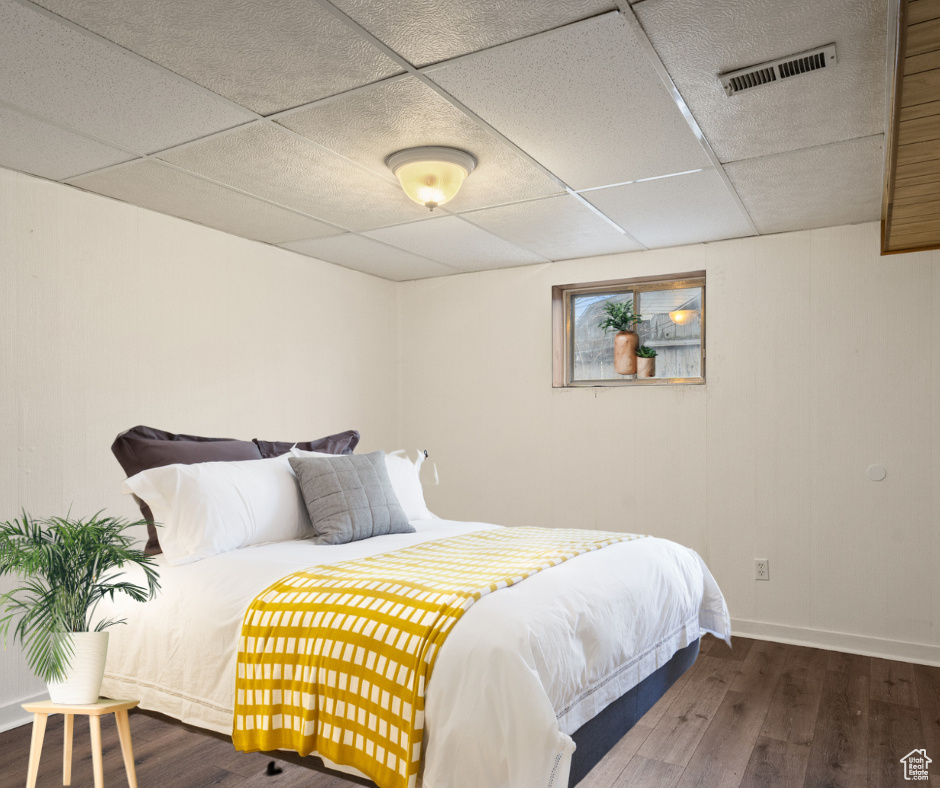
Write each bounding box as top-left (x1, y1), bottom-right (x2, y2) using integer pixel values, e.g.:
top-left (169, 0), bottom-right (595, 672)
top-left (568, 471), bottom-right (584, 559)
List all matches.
top-left (0, 0), bottom-right (889, 278)
top-left (613, 1), bottom-right (760, 236)
top-left (61, 139), bottom-right (357, 234)
top-left (575, 169), bottom-right (707, 193)
top-left (9, 0), bottom-right (416, 199)
top-left (449, 212), bottom-right (554, 264)
top-left (16, 0), bottom-right (642, 257)
top-left (726, 132), bottom-right (887, 166)
top-left (11, 0), bottom-right (267, 122)
top-left (0, 97), bottom-right (143, 162)
top-left (290, 228), bottom-right (467, 272)
top-left (267, 73), bottom-right (414, 122)
top-left (311, 0), bottom-right (650, 251)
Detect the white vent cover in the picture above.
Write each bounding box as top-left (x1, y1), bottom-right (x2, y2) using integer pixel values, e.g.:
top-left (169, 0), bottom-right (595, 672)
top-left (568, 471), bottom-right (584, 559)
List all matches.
top-left (719, 44), bottom-right (837, 96)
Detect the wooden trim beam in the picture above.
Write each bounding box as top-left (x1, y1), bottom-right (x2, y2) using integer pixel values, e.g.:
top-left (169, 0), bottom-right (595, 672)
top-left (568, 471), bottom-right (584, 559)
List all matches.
top-left (883, 0), bottom-right (940, 254)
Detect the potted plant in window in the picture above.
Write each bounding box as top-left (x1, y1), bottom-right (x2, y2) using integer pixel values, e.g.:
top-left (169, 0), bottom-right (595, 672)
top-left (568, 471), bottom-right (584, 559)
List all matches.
top-left (0, 512), bottom-right (160, 704)
top-left (598, 301), bottom-right (643, 375)
top-left (636, 345), bottom-right (658, 378)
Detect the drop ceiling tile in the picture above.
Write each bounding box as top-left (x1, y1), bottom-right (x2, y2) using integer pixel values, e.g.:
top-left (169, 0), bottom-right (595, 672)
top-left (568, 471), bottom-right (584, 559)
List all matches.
top-left (330, 0), bottom-right (614, 67)
top-left (460, 195), bottom-right (643, 260)
top-left (33, 0), bottom-right (403, 116)
top-left (428, 13), bottom-right (710, 190)
top-left (282, 234), bottom-right (457, 281)
top-left (364, 215), bottom-right (548, 270)
top-left (724, 135), bottom-right (883, 235)
top-left (277, 77), bottom-right (562, 212)
top-left (158, 124), bottom-right (431, 232)
top-left (0, 104), bottom-right (134, 180)
top-left (0, 0), bottom-right (254, 153)
top-left (584, 169), bottom-right (755, 248)
top-left (69, 159), bottom-right (341, 245)
top-left (634, 0), bottom-right (887, 163)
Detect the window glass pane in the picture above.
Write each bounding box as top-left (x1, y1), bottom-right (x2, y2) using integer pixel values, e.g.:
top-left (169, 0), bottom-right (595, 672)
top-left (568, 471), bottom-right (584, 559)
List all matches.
top-left (572, 292), bottom-right (635, 381)
top-left (636, 287), bottom-right (702, 379)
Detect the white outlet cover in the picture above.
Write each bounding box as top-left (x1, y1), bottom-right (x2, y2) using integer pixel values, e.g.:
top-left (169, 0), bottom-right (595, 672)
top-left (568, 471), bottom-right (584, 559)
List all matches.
top-left (866, 465), bottom-right (887, 481)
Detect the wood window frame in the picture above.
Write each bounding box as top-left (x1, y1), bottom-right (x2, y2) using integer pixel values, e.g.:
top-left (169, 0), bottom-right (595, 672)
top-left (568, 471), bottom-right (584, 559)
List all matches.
top-left (552, 271), bottom-right (706, 388)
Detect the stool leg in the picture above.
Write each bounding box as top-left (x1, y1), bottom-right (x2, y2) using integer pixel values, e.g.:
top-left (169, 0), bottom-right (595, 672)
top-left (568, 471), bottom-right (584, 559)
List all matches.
top-left (63, 713), bottom-right (74, 785)
top-left (25, 713), bottom-right (47, 788)
top-left (115, 710), bottom-right (139, 788)
top-left (89, 715), bottom-right (104, 788)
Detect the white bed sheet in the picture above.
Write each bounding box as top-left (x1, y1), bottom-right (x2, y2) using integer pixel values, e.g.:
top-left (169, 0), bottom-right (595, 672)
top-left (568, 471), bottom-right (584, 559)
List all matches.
top-left (97, 520), bottom-right (730, 788)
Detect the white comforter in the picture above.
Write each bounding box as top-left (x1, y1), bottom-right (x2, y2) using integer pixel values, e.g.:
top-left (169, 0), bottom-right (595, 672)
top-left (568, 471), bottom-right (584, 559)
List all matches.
top-left (97, 520), bottom-right (730, 788)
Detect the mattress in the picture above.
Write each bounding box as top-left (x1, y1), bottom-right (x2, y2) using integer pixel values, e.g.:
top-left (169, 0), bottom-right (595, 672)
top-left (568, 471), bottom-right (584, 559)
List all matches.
top-left (97, 519), bottom-right (730, 788)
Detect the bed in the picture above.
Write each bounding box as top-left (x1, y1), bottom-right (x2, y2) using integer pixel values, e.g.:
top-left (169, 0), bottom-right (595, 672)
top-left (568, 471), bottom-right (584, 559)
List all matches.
top-left (104, 425), bottom-right (730, 787)
top-left (96, 518), bottom-right (730, 788)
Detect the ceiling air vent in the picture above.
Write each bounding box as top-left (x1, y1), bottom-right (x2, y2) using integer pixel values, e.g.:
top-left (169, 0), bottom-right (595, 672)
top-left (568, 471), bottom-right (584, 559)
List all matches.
top-left (719, 44), bottom-right (837, 97)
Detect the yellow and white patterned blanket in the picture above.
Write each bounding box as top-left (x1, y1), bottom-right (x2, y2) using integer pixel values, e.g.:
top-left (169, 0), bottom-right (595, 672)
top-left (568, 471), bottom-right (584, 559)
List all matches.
top-left (232, 526), bottom-right (645, 788)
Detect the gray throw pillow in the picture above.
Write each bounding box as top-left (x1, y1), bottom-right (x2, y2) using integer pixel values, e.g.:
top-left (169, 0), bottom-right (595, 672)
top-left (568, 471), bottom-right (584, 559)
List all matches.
top-left (288, 452), bottom-right (414, 545)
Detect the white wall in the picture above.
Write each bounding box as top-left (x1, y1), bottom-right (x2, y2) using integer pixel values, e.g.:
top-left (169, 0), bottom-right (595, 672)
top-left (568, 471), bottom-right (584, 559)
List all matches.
top-left (0, 167), bottom-right (400, 715)
top-left (398, 222), bottom-right (940, 665)
top-left (3, 166), bottom-right (937, 727)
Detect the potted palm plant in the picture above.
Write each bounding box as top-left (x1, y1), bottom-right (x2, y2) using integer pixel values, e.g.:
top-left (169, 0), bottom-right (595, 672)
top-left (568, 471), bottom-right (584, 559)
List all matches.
top-left (598, 300), bottom-right (643, 375)
top-left (0, 512), bottom-right (160, 704)
top-left (636, 345), bottom-right (658, 378)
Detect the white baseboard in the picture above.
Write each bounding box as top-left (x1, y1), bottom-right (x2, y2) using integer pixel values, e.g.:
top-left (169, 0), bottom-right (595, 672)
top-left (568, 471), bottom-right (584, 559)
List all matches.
top-left (731, 618), bottom-right (940, 667)
top-left (0, 691), bottom-right (48, 734)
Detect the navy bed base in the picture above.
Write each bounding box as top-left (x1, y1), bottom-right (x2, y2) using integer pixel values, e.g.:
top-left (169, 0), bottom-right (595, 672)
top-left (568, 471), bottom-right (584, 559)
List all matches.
top-left (568, 638), bottom-right (701, 786)
top-left (133, 638), bottom-right (701, 787)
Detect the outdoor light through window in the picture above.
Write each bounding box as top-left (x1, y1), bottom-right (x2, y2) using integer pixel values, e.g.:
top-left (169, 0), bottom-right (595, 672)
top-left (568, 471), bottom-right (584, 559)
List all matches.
top-left (386, 146), bottom-right (477, 210)
top-left (668, 309), bottom-right (697, 325)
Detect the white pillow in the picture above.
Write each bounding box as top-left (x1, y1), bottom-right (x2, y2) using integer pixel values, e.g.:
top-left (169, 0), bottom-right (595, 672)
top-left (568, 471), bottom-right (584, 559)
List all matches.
top-left (384, 450), bottom-right (435, 522)
top-left (123, 454), bottom-right (312, 565)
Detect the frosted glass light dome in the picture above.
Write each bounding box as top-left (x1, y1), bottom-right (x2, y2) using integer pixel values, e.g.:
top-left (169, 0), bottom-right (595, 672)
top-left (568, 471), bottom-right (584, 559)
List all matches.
top-left (386, 147), bottom-right (477, 210)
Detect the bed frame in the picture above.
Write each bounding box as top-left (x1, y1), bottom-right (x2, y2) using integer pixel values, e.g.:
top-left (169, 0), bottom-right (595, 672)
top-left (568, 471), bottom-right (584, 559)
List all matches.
top-left (134, 638), bottom-right (699, 787)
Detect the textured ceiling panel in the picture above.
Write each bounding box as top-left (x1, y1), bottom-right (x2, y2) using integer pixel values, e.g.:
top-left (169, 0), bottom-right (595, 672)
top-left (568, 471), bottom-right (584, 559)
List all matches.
top-left (584, 169), bottom-right (755, 248)
top-left (281, 234), bottom-right (457, 281)
top-left (330, 0), bottom-right (614, 67)
top-left (0, 0), bottom-right (254, 153)
top-left (460, 195), bottom-right (643, 260)
top-left (365, 215), bottom-right (548, 270)
top-left (634, 0), bottom-right (887, 163)
top-left (32, 0), bottom-right (403, 116)
top-left (428, 13), bottom-right (711, 190)
top-left (68, 160), bottom-right (341, 244)
top-left (277, 77), bottom-right (562, 212)
top-left (0, 104), bottom-right (134, 180)
top-left (724, 135), bottom-right (883, 235)
top-left (158, 124), bottom-right (430, 232)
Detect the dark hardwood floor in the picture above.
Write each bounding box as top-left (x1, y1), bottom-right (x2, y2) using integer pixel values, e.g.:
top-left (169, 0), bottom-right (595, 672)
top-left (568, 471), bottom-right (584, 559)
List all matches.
top-left (1, 637), bottom-right (937, 787)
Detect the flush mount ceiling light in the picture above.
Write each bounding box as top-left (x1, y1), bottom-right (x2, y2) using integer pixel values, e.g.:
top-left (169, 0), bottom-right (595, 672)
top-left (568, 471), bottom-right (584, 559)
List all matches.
top-left (386, 146), bottom-right (477, 211)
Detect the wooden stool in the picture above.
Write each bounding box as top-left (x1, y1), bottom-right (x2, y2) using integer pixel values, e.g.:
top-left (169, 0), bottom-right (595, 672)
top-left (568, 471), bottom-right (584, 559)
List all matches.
top-left (21, 698), bottom-right (139, 788)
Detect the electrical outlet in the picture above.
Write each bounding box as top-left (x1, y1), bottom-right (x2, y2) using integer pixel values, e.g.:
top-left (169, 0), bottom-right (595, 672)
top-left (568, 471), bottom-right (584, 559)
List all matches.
top-left (755, 559), bottom-right (770, 581)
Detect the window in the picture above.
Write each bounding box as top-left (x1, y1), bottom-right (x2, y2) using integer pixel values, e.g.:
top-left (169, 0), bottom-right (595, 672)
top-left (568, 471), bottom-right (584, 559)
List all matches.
top-left (552, 271), bottom-right (705, 387)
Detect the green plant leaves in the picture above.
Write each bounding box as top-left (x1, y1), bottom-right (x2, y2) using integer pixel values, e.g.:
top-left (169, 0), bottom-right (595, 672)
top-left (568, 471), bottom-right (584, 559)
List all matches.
top-left (0, 511), bottom-right (160, 682)
top-left (597, 300), bottom-right (643, 334)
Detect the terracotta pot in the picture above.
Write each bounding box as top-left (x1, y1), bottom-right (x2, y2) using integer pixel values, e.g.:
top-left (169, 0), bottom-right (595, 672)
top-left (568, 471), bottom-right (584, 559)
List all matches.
top-left (637, 356), bottom-right (656, 378)
top-left (613, 331), bottom-right (638, 375)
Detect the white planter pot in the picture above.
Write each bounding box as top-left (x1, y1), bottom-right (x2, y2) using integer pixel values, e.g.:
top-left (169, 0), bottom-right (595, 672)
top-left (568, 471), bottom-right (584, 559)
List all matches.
top-left (46, 631), bottom-right (109, 705)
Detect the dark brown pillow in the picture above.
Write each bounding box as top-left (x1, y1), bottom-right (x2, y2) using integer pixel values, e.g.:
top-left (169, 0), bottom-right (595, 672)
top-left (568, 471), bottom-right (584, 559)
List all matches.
top-left (111, 426), bottom-right (361, 555)
top-left (112, 426), bottom-right (264, 554)
top-left (253, 429), bottom-right (360, 459)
